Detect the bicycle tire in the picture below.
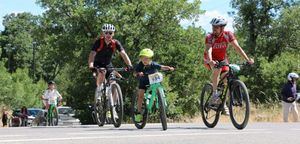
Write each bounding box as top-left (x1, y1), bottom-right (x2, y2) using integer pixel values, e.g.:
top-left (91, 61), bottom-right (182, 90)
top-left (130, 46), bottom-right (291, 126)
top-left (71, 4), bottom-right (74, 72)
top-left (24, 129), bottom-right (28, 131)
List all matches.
top-left (131, 92), bottom-right (148, 129)
top-left (94, 87), bottom-right (106, 127)
top-left (200, 83), bottom-right (220, 128)
top-left (157, 88), bottom-right (167, 131)
top-left (110, 83), bottom-right (124, 128)
top-left (229, 80), bottom-right (250, 130)
top-left (52, 107), bottom-right (58, 126)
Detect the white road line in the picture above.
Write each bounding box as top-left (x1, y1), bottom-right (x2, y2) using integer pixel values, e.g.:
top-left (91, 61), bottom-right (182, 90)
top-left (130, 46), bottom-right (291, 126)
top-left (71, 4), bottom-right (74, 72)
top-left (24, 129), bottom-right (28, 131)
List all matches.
top-left (67, 132), bottom-right (123, 135)
top-left (0, 131), bottom-right (272, 143)
top-left (0, 135), bottom-right (24, 138)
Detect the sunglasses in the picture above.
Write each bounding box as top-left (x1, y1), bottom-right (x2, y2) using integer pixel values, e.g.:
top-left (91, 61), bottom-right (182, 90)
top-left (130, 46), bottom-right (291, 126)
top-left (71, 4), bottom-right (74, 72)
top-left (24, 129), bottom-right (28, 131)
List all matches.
top-left (105, 32), bottom-right (113, 35)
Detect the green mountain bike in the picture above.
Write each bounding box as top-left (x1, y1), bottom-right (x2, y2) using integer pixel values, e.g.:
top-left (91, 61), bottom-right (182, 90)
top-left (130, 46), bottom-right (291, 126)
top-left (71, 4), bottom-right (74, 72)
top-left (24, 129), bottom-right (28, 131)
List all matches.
top-left (43, 98), bottom-right (59, 126)
top-left (131, 72), bottom-right (168, 130)
top-left (200, 61), bottom-right (251, 130)
top-left (47, 104), bottom-right (58, 126)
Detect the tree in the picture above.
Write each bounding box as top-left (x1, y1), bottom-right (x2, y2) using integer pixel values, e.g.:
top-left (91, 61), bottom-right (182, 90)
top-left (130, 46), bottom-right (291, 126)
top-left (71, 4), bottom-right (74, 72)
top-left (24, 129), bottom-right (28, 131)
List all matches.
top-left (0, 62), bottom-right (45, 109)
top-left (1, 13), bottom-right (41, 75)
top-left (231, 0), bottom-right (299, 55)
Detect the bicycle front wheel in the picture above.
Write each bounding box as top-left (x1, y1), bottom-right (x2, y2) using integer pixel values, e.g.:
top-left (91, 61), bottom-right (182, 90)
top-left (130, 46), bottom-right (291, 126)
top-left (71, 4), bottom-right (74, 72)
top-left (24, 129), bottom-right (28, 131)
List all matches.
top-left (110, 83), bottom-right (124, 128)
top-left (229, 80), bottom-right (250, 130)
top-left (200, 83), bottom-right (220, 128)
top-left (52, 107), bottom-right (58, 126)
top-left (157, 88), bottom-right (167, 131)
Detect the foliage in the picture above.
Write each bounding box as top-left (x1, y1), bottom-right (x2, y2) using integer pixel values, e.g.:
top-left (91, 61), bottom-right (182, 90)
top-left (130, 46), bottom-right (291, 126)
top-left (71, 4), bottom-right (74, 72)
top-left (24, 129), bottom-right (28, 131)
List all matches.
top-left (0, 62), bottom-right (46, 109)
top-left (253, 52), bottom-right (299, 103)
top-left (230, 0), bottom-right (299, 103)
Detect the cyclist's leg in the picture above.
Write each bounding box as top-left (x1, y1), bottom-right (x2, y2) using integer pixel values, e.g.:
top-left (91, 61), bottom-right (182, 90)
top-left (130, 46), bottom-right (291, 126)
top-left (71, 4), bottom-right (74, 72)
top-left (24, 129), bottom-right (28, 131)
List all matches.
top-left (137, 89), bottom-right (145, 113)
top-left (97, 71), bottom-right (106, 87)
top-left (137, 77), bottom-right (148, 113)
top-left (211, 68), bottom-right (221, 100)
top-left (220, 67), bottom-right (230, 115)
top-left (94, 63), bottom-right (107, 87)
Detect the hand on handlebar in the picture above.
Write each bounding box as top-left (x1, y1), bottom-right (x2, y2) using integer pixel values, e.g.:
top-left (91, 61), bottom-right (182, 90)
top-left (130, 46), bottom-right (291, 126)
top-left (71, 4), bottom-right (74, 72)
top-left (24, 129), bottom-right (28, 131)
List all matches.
top-left (125, 65), bottom-right (134, 72)
top-left (247, 58), bottom-right (254, 65)
top-left (168, 66), bottom-right (175, 71)
top-left (209, 60), bottom-right (217, 69)
top-left (136, 72), bottom-right (144, 77)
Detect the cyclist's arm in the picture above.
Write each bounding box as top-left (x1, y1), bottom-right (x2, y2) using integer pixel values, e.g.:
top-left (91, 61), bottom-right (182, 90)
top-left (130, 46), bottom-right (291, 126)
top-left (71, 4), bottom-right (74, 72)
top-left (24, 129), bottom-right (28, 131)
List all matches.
top-left (41, 90), bottom-right (47, 100)
top-left (205, 43), bottom-right (216, 68)
top-left (88, 51), bottom-right (96, 68)
top-left (134, 63), bottom-right (143, 77)
top-left (230, 40), bottom-right (253, 63)
top-left (161, 65), bottom-right (174, 71)
top-left (56, 90), bottom-right (63, 101)
top-left (119, 50), bottom-right (133, 67)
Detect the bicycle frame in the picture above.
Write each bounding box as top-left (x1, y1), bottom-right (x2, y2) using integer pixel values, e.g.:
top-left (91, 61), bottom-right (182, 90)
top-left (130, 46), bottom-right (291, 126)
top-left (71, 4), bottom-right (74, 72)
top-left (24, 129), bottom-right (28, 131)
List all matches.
top-left (97, 70), bottom-right (122, 108)
top-left (145, 82), bottom-right (166, 113)
top-left (212, 63), bottom-right (243, 109)
top-left (93, 67), bottom-right (127, 127)
top-left (48, 104), bottom-right (57, 118)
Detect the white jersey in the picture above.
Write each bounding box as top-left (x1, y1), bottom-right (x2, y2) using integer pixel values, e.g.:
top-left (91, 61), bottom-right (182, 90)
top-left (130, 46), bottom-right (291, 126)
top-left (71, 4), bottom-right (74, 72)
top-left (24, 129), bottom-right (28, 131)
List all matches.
top-left (43, 89), bottom-right (61, 105)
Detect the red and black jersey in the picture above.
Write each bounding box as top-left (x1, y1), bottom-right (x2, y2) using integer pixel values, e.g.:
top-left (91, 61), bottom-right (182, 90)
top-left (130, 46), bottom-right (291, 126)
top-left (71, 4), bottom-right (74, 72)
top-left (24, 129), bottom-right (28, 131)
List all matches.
top-left (91, 38), bottom-right (124, 66)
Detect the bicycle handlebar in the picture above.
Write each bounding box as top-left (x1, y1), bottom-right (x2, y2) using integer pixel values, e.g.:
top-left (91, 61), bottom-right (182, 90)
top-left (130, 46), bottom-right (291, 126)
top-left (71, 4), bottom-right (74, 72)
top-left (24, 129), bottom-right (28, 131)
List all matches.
top-left (91, 67), bottom-right (133, 72)
top-left (214, 61), bottom-right (251, 69)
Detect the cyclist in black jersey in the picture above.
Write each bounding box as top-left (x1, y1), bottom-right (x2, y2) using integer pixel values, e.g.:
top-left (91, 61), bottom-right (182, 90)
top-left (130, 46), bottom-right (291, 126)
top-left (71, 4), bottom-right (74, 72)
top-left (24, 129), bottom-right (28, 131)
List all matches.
top-left (88, 24), bottom-right (133, 87)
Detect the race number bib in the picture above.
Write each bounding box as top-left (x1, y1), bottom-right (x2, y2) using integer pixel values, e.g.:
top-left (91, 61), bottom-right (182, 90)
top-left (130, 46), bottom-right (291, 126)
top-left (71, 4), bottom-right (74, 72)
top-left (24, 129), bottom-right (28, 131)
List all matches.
top-left (148, 72), bottom-right (163, 84)
top-left (49, 98), bottom-right (56, 104)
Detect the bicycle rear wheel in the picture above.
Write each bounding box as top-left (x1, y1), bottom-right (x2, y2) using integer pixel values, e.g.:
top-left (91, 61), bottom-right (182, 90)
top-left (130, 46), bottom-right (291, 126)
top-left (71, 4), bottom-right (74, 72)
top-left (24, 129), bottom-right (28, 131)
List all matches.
top-left (229, 80), bottom-right (250, 130)
top-left (200, 83), bottom-right (220, 128)
top-left (157, 88), bottom-right (167, 131)
top-left (110, 83), bottom-right (123, 128)
top-left (94, 87), bottom-right (106, 127)
top-left (131, 92), bottom-right (148, 129)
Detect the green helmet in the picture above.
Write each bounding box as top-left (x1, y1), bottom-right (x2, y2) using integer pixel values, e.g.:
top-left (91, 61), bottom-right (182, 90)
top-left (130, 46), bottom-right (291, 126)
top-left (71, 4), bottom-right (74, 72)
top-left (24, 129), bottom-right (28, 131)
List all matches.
top-left (139, 48), bottom-right (154, 58)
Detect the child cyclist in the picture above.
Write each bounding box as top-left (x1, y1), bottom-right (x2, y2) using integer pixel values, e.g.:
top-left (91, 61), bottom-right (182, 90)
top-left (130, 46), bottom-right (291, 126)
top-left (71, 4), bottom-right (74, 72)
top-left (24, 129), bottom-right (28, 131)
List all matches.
top-left (41, 81), bottom-right (63, 111)
top-left (134, 48), bottom-right (174, 122)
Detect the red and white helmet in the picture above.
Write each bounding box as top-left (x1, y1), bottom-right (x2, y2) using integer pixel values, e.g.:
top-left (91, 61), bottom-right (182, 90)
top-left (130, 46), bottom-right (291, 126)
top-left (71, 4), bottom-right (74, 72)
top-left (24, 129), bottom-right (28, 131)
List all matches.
top-left (287, 72), bottom-right (299, 81)
top-left (210, 16), bottom-right (227, 26)
top-left (102, 24), bottom-right (115, 32)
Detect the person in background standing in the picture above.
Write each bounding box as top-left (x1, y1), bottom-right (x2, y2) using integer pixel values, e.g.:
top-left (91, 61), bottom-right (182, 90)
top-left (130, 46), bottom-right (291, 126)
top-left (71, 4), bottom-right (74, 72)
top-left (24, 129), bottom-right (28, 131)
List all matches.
top-left (281, 72), bottom-right (299, 122)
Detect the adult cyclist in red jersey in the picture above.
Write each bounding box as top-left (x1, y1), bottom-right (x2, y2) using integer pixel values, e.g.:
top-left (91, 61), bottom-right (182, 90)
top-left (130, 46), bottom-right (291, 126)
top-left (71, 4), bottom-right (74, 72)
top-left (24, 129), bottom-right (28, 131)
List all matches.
top-left (204, 17), bottom-right (254, 106)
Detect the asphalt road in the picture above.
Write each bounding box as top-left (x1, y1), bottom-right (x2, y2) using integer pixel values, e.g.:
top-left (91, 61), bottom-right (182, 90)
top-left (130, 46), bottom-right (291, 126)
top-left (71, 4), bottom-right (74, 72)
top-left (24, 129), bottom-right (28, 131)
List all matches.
top-left (0, 122), bottom-right (299, 144)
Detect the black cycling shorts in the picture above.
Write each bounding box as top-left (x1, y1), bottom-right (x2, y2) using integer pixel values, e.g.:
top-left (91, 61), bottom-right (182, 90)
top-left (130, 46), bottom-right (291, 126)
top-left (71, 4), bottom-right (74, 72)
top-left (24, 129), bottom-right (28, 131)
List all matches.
top-left (138, 76), bottom-right (149, 90)
top-left (94, 62), bottom-right (114, 79)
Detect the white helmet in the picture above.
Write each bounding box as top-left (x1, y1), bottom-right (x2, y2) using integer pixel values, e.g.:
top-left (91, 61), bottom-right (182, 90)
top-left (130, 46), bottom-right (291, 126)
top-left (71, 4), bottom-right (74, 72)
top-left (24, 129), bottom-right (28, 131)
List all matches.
top-left (210, 16), bottom-right (227, 26)
top-left (287, 72), bottom-right (299, 81)
top-left (102, 24), bottom-right (115, 32)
